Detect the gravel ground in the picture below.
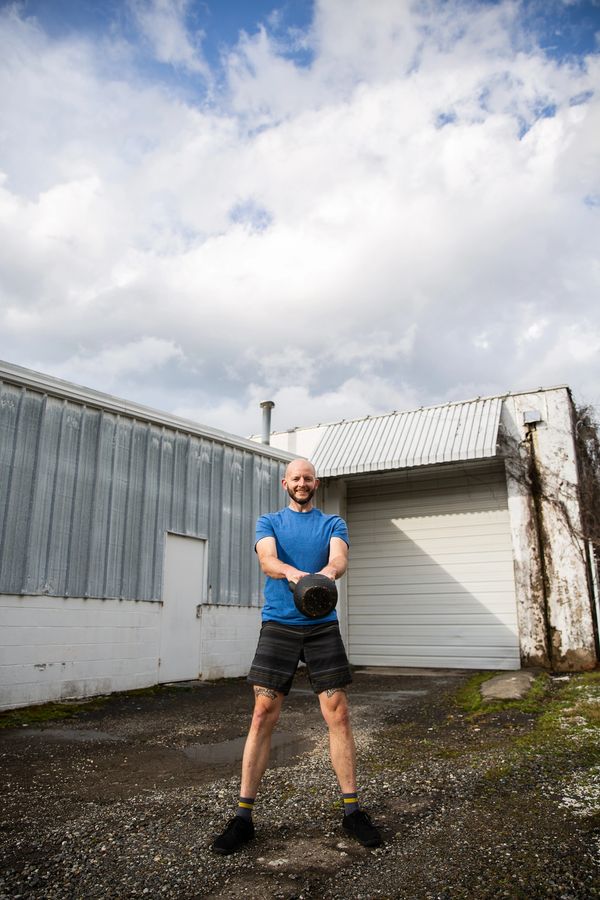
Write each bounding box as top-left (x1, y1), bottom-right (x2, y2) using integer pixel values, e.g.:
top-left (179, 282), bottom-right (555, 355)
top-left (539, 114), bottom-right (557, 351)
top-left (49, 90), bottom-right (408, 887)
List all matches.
top-left (1, 668), bottom-right (599, 899)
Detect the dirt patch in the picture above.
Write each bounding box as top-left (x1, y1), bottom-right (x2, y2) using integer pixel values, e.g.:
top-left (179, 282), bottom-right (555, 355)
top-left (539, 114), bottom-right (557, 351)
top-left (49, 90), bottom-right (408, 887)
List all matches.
top-left (1, 669), bottom-right (599, 898)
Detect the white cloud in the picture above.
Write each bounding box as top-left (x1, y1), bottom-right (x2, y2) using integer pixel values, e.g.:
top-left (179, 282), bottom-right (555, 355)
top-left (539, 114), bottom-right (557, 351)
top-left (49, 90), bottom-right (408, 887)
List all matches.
top-left (39, 338), bottom-right (185, 393)
top-left (175, 373), bottom-right (421, 438)
top-left (0, 0), bottom-right (599, 433)
top-left (129, 0), bottom-right (209, 75)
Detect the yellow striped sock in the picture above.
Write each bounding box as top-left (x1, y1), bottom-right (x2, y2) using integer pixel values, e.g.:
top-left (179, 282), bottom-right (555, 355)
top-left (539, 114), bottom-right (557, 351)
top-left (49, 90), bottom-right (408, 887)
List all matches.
top-left (237, 796), bottom-right (255, 820)
top-left (343, 793), bottom-right (359, 815)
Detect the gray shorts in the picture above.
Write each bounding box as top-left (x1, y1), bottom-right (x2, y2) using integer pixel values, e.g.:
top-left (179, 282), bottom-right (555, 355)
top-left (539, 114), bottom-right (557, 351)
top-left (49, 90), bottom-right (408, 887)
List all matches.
top-left (247, 620), bottom-right (352, 695)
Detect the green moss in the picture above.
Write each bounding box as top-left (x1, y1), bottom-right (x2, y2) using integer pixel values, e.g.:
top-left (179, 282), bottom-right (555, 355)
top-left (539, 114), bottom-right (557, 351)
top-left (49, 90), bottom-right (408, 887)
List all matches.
top-left (0, 696), bottom-right (109, 729)
top-left (509, 672), bottom-right (600, 767)
top-left (453, 672), bottom-right (502, 714)
top-left (0, 681), bottom-right (206, 730)
top-left (434, 747), bottom-right (466, 760)
top-left (122, 685), bottom-right (164, 697)
top-left (453, 671), bottom-right (549, 719)
top-left (483, 762), bottom-right (515, 781)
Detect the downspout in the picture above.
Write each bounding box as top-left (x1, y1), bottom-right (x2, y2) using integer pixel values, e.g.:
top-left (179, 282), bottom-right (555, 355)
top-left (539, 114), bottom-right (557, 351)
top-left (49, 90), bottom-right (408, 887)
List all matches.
top-left (586, 540), bottom-right (600, 659)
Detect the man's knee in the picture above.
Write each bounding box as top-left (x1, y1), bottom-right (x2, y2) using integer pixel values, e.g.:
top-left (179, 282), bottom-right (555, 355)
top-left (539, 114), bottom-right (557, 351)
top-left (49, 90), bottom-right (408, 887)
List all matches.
top-left (320, 688), bottom-right (351, 728)
top-left (251, 686), bottom-right (283, 731)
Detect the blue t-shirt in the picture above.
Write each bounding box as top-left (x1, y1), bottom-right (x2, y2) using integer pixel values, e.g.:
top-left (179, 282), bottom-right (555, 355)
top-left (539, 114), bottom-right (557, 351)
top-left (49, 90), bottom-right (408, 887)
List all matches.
top-left (255, 507), bottom-right (349, 625)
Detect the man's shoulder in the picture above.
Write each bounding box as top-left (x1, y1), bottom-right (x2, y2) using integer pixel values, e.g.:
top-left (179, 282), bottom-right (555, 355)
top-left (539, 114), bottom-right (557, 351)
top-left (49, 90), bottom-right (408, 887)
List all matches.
top-left (314, 509), bottom-right (347, 526)
top-left (256, 508), bottom-right (288, 529)
top-left (258, 508), bottom-right (288, 521)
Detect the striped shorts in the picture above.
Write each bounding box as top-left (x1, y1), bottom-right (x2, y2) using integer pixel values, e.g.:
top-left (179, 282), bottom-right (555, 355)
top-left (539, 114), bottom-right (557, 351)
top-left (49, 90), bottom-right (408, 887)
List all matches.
top-left (247, 620), bottom-right (353, 695)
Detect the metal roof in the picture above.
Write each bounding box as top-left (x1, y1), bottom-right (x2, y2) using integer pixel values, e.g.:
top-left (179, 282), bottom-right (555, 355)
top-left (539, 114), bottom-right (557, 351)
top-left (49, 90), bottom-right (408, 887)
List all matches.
top-left (311, 396), bottom-right (503, 477)
top-left (0, 359), bottom-right (294, 462)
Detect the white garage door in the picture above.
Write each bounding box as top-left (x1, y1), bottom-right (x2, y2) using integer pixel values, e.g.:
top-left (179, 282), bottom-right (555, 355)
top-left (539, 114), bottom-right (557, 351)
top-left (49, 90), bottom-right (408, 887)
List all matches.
top-left (346, 461), bottom-right (520, 670)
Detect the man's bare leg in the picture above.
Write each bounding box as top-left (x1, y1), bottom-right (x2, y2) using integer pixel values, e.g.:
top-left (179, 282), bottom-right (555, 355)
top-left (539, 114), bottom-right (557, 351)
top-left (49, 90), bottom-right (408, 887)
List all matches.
top-left (318, 687), bottom-right (382, 846)
top-left (240, 686), bottom-right (285, 797)
top-left (212, 686), bottom-right (285, 855)
top-left (318, 687), bottom-right (356, 792)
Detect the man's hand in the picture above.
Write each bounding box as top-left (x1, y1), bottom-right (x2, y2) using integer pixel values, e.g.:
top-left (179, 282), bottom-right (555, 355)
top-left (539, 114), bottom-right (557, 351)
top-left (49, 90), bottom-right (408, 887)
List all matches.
top-left (286, 567), bottom-right (311, 586)
top-left (317, 566), bottom-right (338, 582)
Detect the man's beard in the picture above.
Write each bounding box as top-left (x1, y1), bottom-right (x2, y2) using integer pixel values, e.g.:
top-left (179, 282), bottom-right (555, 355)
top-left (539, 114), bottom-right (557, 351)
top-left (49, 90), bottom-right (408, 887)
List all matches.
top-left (287, 486), bottom-right (315, 505)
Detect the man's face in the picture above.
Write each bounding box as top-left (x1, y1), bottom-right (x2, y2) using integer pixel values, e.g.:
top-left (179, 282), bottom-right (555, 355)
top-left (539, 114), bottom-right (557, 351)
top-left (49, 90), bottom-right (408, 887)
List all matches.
top-left (283, 461), bottom-right (318, 506)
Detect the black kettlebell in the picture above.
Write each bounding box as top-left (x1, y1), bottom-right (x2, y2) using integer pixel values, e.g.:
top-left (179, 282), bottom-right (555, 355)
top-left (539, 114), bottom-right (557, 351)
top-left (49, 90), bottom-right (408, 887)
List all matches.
top-left (288, 573), bottom-right (338, 619)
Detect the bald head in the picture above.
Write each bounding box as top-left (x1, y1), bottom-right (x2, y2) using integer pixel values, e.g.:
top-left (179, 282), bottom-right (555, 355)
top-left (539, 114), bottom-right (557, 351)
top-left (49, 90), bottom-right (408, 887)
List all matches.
top-left (285, 458), bottom-right (316, 480)
top-left (283, 458), bottom-right (319, 510)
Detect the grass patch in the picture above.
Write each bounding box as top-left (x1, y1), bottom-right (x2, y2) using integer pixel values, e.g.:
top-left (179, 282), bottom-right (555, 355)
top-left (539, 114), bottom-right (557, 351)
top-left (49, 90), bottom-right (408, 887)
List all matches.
top-left (524, 670), bottom-right (600, 745)
top-left (453, 671), bottom-right (549, 719)
top-left (452, 672), bottom-right (600, 789)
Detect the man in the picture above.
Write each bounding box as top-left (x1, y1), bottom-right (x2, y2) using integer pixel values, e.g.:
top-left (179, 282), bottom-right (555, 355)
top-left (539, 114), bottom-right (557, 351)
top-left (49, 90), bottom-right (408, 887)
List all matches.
top-left (212, 458), bottom-right (382, 855)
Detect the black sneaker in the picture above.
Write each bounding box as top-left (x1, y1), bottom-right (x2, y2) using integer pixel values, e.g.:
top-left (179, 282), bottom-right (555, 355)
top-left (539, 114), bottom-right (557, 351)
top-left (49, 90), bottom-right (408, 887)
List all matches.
top-left (342, 809), bottom-right (382, 847)
top-left (212, 816), bottom-right (255, 855)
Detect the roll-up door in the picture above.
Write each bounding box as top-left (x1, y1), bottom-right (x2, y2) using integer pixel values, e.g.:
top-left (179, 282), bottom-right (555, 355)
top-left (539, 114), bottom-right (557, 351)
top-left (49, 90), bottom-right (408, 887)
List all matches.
top-left (346, 461), bottom-right (520, 670)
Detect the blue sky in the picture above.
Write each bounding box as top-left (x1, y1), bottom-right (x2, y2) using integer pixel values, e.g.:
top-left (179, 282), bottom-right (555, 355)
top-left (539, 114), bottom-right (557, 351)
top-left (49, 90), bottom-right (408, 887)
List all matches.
top-left (9, 1), bottom-right (600, 60)
top-left (0, 0), bottom-right (599, 434)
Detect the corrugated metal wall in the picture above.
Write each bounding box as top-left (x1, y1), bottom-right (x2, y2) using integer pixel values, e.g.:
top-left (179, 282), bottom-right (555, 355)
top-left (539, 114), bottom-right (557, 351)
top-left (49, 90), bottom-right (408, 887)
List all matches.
top-left (0, 380), bottom-right (285, 605)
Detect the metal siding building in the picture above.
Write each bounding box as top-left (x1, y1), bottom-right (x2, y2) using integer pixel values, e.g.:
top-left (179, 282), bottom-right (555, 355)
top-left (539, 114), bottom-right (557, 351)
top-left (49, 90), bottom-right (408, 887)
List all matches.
top-left (0, 361), bottom-right (293, 709)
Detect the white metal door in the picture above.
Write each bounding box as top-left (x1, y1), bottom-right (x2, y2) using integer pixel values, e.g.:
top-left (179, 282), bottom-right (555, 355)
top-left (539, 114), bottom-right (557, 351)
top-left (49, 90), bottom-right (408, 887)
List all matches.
top-left (346, 461), bottom-right (520, 670)
top-left (159, 534), bottom-right (205, 683)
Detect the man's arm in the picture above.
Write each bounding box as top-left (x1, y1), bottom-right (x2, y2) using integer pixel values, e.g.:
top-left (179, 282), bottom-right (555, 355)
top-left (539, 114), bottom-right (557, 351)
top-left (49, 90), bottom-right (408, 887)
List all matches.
top-left (318, 536), bottom-right (348, 581)
top-left (256, 536), bottom-right (309, 584)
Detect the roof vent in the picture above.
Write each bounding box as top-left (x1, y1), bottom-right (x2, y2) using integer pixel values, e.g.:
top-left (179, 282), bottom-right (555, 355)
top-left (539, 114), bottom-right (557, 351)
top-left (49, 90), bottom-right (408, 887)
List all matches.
top-left (260, 401), bottom-right (275, 445)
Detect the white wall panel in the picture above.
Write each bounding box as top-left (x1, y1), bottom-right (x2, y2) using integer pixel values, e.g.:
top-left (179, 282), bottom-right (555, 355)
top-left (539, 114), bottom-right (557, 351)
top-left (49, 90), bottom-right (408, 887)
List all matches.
top-left (0, 595), bottom-right (161, 709)
top-left (199, 605), bottom-right (261, 681)
top-left (0, 595), bottom-right (262, 710)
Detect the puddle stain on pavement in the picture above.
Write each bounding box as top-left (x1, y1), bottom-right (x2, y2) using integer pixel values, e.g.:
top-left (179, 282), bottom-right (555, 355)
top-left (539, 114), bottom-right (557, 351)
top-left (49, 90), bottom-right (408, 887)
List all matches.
top-left (11, 727), bottom-right (124, 743)
top-left (183, 731), bottom-right (315, 768)
top-left (290, 688), bottom-right (429, 700)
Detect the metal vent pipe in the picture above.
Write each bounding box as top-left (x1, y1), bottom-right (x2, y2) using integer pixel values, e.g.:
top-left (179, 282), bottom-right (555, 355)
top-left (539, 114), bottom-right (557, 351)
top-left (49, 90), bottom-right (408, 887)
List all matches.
top-left (260, 401), bottom-right (275, 445)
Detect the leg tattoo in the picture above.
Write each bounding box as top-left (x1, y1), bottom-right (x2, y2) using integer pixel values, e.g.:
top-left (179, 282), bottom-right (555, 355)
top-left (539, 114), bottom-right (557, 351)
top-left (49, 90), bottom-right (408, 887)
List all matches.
top-left (254, 686), bottom-right (278, 700)
top-left (326, 687), bottom-right (347, 698)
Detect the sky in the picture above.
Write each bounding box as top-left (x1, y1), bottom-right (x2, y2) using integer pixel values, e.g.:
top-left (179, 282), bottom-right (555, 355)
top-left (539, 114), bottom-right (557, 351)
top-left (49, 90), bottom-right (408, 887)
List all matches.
top-left (0, 0), bottom-right (599, 438)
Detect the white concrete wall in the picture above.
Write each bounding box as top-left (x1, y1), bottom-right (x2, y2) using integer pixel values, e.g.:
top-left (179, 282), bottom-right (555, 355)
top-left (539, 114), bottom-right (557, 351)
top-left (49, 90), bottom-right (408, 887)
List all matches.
top-left (0, 595), bottom-right (161, 711)
top-left (198, 605), bottom-right (262, 680)
top-left (503, 452), bottom-right (550, 668)
top-left (0, 595), bottom-right (263, 711)
top-left (502, 389), bottom-right (597, 671)
top-left (265, 425), bottom-right (327, 459)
